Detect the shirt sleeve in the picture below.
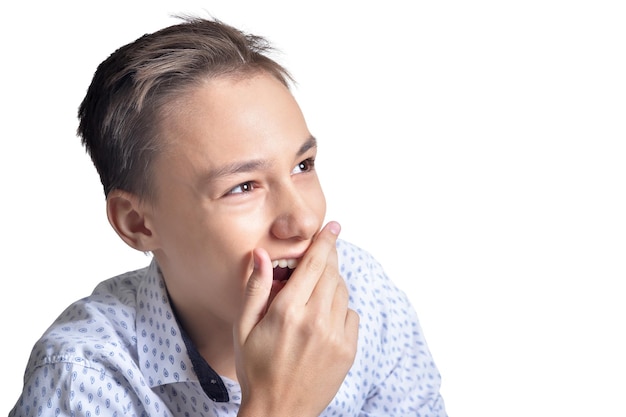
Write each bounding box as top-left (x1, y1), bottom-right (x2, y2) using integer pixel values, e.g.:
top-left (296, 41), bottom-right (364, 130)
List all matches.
top-left (9, 361), bottom-right (140, 417)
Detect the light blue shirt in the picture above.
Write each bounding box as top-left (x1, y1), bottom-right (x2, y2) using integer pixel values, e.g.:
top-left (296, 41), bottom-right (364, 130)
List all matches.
top-left (10, 240), bottom-right (446, 416)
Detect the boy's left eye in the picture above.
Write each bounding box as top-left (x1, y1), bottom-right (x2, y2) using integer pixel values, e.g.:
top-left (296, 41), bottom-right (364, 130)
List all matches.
top-left (292, 158), bottom-right (315, 174)
top-left (228, 181), bottom-right (254, 195)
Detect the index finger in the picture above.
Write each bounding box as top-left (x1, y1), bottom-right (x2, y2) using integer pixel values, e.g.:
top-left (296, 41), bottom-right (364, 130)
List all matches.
top-left (274, 221), bottom-right (341, 307)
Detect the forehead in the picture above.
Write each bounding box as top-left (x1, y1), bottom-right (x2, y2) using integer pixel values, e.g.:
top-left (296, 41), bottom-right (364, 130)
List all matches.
top-left (154, 72), bottom-right (311, 171)
top-left (164, 73), bottom-right (301, 138)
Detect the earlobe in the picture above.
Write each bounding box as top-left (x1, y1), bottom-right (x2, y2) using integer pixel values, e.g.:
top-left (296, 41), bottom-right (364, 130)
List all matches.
top-left (106, 190), bottom-right (158, 252)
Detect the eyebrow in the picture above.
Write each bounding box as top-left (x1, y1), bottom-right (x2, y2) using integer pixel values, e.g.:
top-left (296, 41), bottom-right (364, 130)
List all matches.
top-left (204, 135), bottom-right (317, 181)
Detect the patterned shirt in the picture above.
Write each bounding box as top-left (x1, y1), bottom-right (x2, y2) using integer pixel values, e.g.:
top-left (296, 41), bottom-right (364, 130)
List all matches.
top-left (9, 240), bottom-right (446, 416)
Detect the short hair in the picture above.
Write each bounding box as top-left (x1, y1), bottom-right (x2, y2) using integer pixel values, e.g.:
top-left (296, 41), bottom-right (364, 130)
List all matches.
top-left (77, 16), bottom-right (293, 201)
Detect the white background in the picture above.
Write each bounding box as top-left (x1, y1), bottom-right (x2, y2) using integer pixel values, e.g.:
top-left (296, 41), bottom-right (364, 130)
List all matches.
top-left (2, 1), bottom-right (624, 415)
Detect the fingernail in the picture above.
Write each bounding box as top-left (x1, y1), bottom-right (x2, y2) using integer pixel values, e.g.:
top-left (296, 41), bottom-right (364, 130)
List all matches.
top-left (328, 221), bottom-right (341, 235)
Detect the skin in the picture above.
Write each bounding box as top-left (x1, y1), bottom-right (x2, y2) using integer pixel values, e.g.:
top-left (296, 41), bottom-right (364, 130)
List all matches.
top-left (107, 72), bottom-right (360, 417)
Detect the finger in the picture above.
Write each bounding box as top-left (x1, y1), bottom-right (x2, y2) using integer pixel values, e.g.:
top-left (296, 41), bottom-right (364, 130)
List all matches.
top-left (235, 248), bottom-right (273, 344)
top-left (306, 239), bottom-right (341, 314)
top-left (278, 221), bottom-right (341, 306)
top-left (328, 275), bottom-right (351, 327)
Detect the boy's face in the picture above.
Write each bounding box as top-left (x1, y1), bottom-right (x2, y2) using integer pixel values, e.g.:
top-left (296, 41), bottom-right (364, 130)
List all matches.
top-left (145, 72), bottom-right (326, 325)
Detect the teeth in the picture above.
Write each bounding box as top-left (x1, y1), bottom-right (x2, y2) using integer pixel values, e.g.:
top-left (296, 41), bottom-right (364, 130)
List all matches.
top-left (272, 259), bottom-right (299, 269)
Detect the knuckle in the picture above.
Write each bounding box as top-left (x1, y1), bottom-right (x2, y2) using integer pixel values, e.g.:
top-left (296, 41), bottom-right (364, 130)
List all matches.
top-left (297, 314), bottom-right (325, 337)
top-left (310, 315), bottom-right (329, 334)
top-left (335, 276), bottom-right (348, 296)
top-left (273, 299), bottom-right (300, 322)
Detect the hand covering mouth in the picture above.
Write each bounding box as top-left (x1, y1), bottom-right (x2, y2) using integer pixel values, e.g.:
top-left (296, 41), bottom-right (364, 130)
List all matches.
top-left (272, 258), bottom-right (299, 282)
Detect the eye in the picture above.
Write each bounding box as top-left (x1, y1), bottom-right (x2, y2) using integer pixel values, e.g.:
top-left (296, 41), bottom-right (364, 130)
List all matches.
top-left (227, 181), bottom-right (255, 195)
top-left (292, 158), bottom-right (315, 174)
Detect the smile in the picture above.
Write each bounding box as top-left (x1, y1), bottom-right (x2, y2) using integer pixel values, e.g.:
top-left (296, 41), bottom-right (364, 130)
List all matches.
top-left (271, 258), bottom-right (299, 281)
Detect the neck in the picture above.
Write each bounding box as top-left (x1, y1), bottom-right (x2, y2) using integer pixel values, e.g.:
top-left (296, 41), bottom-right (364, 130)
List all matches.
top-left (167, 287), bottom-right (238, 381)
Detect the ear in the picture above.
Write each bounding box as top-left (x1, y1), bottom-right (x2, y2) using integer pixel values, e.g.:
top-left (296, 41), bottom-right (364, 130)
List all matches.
top-left (106, 190), bottom-right (158, 252)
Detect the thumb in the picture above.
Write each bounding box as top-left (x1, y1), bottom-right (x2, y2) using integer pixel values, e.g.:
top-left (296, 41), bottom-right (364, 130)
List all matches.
top-left (235, 248), bottom-right (273, 344)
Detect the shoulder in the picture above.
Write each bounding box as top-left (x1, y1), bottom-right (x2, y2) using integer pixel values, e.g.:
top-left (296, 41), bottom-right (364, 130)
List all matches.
top-left (23, 265), bottom-right (152, 382)
top-left (12, 261), bottom-right (197, 416)
top-left (333, 240), bottom-right (446, 413)
top-left (336, 239), bottom-right (409, 308)
top-left (336, 238), bottom-right (422, 342)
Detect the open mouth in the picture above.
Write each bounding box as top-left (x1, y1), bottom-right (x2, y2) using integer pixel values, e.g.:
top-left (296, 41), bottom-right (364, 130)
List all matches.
top-left (272, 258), bottom-right (298, 282)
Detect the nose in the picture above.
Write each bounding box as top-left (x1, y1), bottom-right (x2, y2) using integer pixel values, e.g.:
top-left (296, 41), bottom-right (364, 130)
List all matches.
top-left (270, 184), bottom-right (323, 241)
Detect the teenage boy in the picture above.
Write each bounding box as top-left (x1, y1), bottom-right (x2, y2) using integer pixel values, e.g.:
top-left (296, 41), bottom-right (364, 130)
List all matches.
top-left (10, 17), bottom-right (446, 417)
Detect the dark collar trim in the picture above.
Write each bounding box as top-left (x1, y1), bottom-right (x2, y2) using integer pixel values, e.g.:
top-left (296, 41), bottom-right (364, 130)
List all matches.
top-left (179, 323), bottom-right (230, 402)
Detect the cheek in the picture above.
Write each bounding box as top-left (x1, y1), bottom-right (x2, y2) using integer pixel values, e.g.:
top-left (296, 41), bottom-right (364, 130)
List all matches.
top-left (208, 214), bottom-right (263, 276)
top-left (310, 183), bottom-right (327, 220)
